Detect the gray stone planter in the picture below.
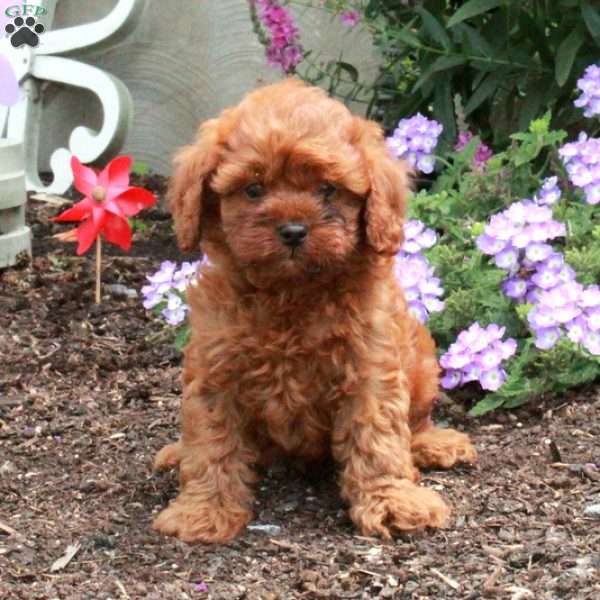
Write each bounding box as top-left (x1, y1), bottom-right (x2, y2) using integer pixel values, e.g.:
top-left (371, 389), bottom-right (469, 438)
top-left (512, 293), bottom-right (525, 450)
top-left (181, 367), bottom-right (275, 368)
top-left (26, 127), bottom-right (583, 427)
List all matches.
top-left (0, 139), bottom-right (31, 268)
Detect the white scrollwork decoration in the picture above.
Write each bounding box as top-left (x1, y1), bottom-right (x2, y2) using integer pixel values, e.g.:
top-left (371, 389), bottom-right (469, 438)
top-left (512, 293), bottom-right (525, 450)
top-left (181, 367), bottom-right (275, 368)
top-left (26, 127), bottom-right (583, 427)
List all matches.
top-left (0, 0), bottom-right (146, 194)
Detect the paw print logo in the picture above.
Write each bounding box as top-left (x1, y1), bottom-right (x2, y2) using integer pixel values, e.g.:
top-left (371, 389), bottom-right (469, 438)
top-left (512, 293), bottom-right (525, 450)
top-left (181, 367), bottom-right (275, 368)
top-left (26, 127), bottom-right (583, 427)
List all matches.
top-left (5, 16), bottom-right (45, 48)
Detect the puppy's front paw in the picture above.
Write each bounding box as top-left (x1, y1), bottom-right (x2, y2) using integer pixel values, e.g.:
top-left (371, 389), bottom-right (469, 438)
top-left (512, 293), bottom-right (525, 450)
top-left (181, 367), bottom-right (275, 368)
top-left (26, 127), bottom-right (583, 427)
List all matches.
top-left (153, 490), bottom-right (252, 544)
top-left (350, 479), bottom-right (450, 538)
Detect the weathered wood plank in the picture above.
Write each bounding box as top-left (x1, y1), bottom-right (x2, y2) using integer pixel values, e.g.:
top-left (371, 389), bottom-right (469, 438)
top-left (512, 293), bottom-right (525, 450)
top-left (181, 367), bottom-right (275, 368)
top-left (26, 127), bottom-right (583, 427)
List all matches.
top-left (38, 0), bottom-right (378, 175)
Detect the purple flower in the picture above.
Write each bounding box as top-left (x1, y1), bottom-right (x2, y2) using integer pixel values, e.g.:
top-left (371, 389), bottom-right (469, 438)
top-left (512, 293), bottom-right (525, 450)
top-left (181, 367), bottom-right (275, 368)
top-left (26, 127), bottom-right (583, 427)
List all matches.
top-left (544, 252), bottom-right (565, 271)
top-left (461, 363), bottom-right (481, 383)
top-left (494, 247), bottom-right (519, 272)
top-left (454, 131), bottom-right (493, 168)
top-left (559, 133), bottom-right (600, 205)
top-left (395, 249), bottom-right (444, 323)
top-left (479, 367), bottom-right (506, 392)
top-left (142, 258), bottom-right (207, 326)
top-left (580, 284), bottom-right (600, 307)
top-left (195, 581), bottom-right (209, 593)
top-left (387, 114), bottom-right (443, 174)
top-left (582, 330), bottom-right (600, 355)
top-left (502, 277), bottom-right (528, 299)
top-left (531, 266), bottom-right (561, 290)
top-left (585, 307), bottom-right (600, 330)
top-left (254, 0), bottom-right (303, 73)
top-left (440, 350), bottom-right (472, 370)
top-left (402, 220), bottom-right (437, 254)
top-left (477, 199), bottom-right (568, 306)
top-left (499, 338), bottom-right (517, 359)
top-left (566, 317), bottom-right (587, 343)
top-left (534, 176), bottom-right (562, 206)
top-left (441, 370), bottom-right (462, 389)
top-left (142, 261), bottom-right (177, 309)
top-left (526, 274), bottom-right (600, 355)
top-left (477, 346), bottom-right (503, 370)
top-left (339, 9), bottom-right (361, 28)
top-left (440, 323), bottom-right (516, 392)
top-left (478, 201), bottom-right (563, 266)
top-left (574, 64), bottom-right (600, 119)
top-left (476, 234), bottom-right (507, 255)
top-left (533, 326), bottom-right (561, 350)
top-left (164, 293), bottom-right (187, 326)
top-left (525, 242), bottom-right (553, 263)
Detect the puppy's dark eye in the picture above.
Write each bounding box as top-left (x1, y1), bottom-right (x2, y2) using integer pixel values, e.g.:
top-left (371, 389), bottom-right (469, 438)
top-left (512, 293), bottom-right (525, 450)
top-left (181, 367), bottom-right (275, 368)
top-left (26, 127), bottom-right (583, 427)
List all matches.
top-left (318, 182), bottom-right (337, 201)
top-left (245, 183), bottom-right (265, 200)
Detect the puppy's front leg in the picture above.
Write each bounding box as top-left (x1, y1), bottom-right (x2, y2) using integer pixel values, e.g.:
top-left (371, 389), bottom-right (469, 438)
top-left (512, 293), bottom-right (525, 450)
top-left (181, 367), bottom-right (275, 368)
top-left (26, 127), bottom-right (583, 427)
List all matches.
top-left (153, 384), bottom-right (258, 544)
top-left (332, 375), bottom-right (450, 538)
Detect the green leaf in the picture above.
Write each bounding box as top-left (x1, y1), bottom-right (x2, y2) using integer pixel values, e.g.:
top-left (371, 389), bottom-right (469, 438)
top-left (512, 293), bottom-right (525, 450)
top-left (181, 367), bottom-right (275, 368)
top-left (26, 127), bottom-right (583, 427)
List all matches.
top-left (433, 74), bottom-right (457, 149)
top-left (582, 2), bottom-right (600, 46)
top-left (416, 6), bottom-right (451, 51)
top-left (413, 55), bottom-right (467, 92)
top-left (455, 23), bottom-right (494, 58)
top-left (555, 27), bottom-right (585, 87)
top-left (517, 78), bottom-right (547, 131)
top-left (432, 55), bottom-right (468, 72)
top-left (464, 73), bottom-right (498, 115)
top-left (174, 325), bottom-right (191, 351)
top-left (132, 161), bottom-right (149, 176)
top-left (394, 25), bottom-right (422, 48)
top-left (468, 394), bottom-right (505, 416)
top-left (528, 110), bottom-right (551, 134)
top-left (447, 0), bottom-right (502, 28)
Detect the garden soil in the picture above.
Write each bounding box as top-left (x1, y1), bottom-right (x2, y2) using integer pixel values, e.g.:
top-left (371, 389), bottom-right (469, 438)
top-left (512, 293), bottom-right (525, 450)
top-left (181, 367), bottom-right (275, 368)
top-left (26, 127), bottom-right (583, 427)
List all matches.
top-left (1, 179), bottom-right (599, 599)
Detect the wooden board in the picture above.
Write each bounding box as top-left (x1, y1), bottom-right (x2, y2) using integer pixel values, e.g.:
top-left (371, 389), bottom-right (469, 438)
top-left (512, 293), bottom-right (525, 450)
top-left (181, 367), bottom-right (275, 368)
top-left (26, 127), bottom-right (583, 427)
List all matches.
top-left (37, 0), bottom-right (379, 175)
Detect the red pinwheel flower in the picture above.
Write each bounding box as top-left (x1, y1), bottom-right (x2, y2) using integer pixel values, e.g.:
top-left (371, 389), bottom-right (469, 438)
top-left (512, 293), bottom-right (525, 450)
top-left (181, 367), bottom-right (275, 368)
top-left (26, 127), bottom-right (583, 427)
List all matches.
top-left (52, 156), bottom-right (156, 254)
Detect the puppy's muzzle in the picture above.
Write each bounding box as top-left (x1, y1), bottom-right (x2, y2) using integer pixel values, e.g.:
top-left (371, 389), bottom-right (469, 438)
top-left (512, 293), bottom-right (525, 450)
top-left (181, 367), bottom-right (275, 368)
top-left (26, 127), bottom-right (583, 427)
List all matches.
top-left (277, 223), bottom-right (308, 248)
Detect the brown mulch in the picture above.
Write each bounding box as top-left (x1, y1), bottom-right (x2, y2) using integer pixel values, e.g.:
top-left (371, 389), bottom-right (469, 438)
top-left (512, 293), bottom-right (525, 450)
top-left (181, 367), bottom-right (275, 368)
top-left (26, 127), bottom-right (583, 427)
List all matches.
top-left (1, 180), bottom-right (599, 599)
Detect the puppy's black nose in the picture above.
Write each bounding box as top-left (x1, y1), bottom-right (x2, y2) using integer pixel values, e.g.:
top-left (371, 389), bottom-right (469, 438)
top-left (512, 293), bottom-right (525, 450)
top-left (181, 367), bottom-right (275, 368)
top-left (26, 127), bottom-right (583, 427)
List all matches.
top-left (278, 223), bottom-right (308, 248)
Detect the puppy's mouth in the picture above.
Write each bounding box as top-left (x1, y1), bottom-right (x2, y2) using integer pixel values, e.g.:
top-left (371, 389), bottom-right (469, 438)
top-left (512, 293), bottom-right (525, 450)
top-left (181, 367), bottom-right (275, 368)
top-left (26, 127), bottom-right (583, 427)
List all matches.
top-left (287, 247), bottom-right (322, 274)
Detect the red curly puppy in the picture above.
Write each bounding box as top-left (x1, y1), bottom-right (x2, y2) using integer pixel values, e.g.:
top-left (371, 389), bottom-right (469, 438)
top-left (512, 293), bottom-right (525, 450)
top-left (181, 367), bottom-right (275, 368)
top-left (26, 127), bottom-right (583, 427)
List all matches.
top-left (153, 79), bottom-right (476, 544)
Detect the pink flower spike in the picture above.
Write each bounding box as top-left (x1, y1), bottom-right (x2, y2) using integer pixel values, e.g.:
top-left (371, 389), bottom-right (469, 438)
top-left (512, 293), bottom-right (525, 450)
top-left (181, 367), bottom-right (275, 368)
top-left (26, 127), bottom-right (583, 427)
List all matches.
top-left (340, 9), bottom-right (361, 28)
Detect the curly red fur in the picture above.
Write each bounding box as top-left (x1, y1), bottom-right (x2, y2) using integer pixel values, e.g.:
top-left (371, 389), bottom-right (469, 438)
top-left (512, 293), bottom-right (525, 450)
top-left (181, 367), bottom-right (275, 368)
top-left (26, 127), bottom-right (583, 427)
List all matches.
top-left (153, 78), bottom-right (476, 544)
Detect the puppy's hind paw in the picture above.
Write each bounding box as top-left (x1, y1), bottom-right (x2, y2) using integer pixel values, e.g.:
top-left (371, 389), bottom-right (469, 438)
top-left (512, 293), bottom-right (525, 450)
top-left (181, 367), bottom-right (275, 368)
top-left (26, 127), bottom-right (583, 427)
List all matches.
top-left (154, 441), bottom-right (182, 471)
top-left (411, 428), bottom-right (477, 470)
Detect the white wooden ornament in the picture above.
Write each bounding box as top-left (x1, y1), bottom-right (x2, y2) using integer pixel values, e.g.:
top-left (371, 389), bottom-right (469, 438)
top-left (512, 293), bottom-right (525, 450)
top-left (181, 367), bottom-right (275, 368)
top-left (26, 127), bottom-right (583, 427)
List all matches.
top-left (0, 0), bottom-right (145, 194)
top-left (0, 138), bottom-right (30, 268)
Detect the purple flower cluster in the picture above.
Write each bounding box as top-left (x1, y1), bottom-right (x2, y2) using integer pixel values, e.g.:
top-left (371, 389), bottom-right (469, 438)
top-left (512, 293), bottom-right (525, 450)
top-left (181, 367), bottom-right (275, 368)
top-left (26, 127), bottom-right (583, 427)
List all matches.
top-left (440, 323), bottom-right (517, 392)
top-left (339, 9), bottom-right (361, 28)
top-left (402, 219), bottom-right (437, 254)
top-left (502, 251), bottom-right (575, 305)
top-left (477, 192), bottom-right (600, 357)
top-left (142, 260), bottom-right (203, 326)
top-left (395, 220), bottom-right (444, 323)
top-left (477, 199), bottom-right (566, 277)
top-left (386, 114), bottom-right (443, 174)
top-left (528, 282), bottom-right (600, 355)
top-left (254, 0), bottom-right (303, 73)
top-left (533, 176), bottom-right (562, 206)
top-left (575, 64), bottom-right (600, 119)
top-left (454, 131), bottom-right (493, 169)
top-left (559, 133), bottom-right (600, 205)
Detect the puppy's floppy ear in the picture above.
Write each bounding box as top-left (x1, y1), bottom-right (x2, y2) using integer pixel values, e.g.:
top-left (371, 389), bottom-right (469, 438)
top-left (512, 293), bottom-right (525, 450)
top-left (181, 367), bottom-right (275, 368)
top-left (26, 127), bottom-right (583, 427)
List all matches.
top-left (168, 118), bottom-right (221, 252)
top-left (353, 119), bottom-right (410, 255)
